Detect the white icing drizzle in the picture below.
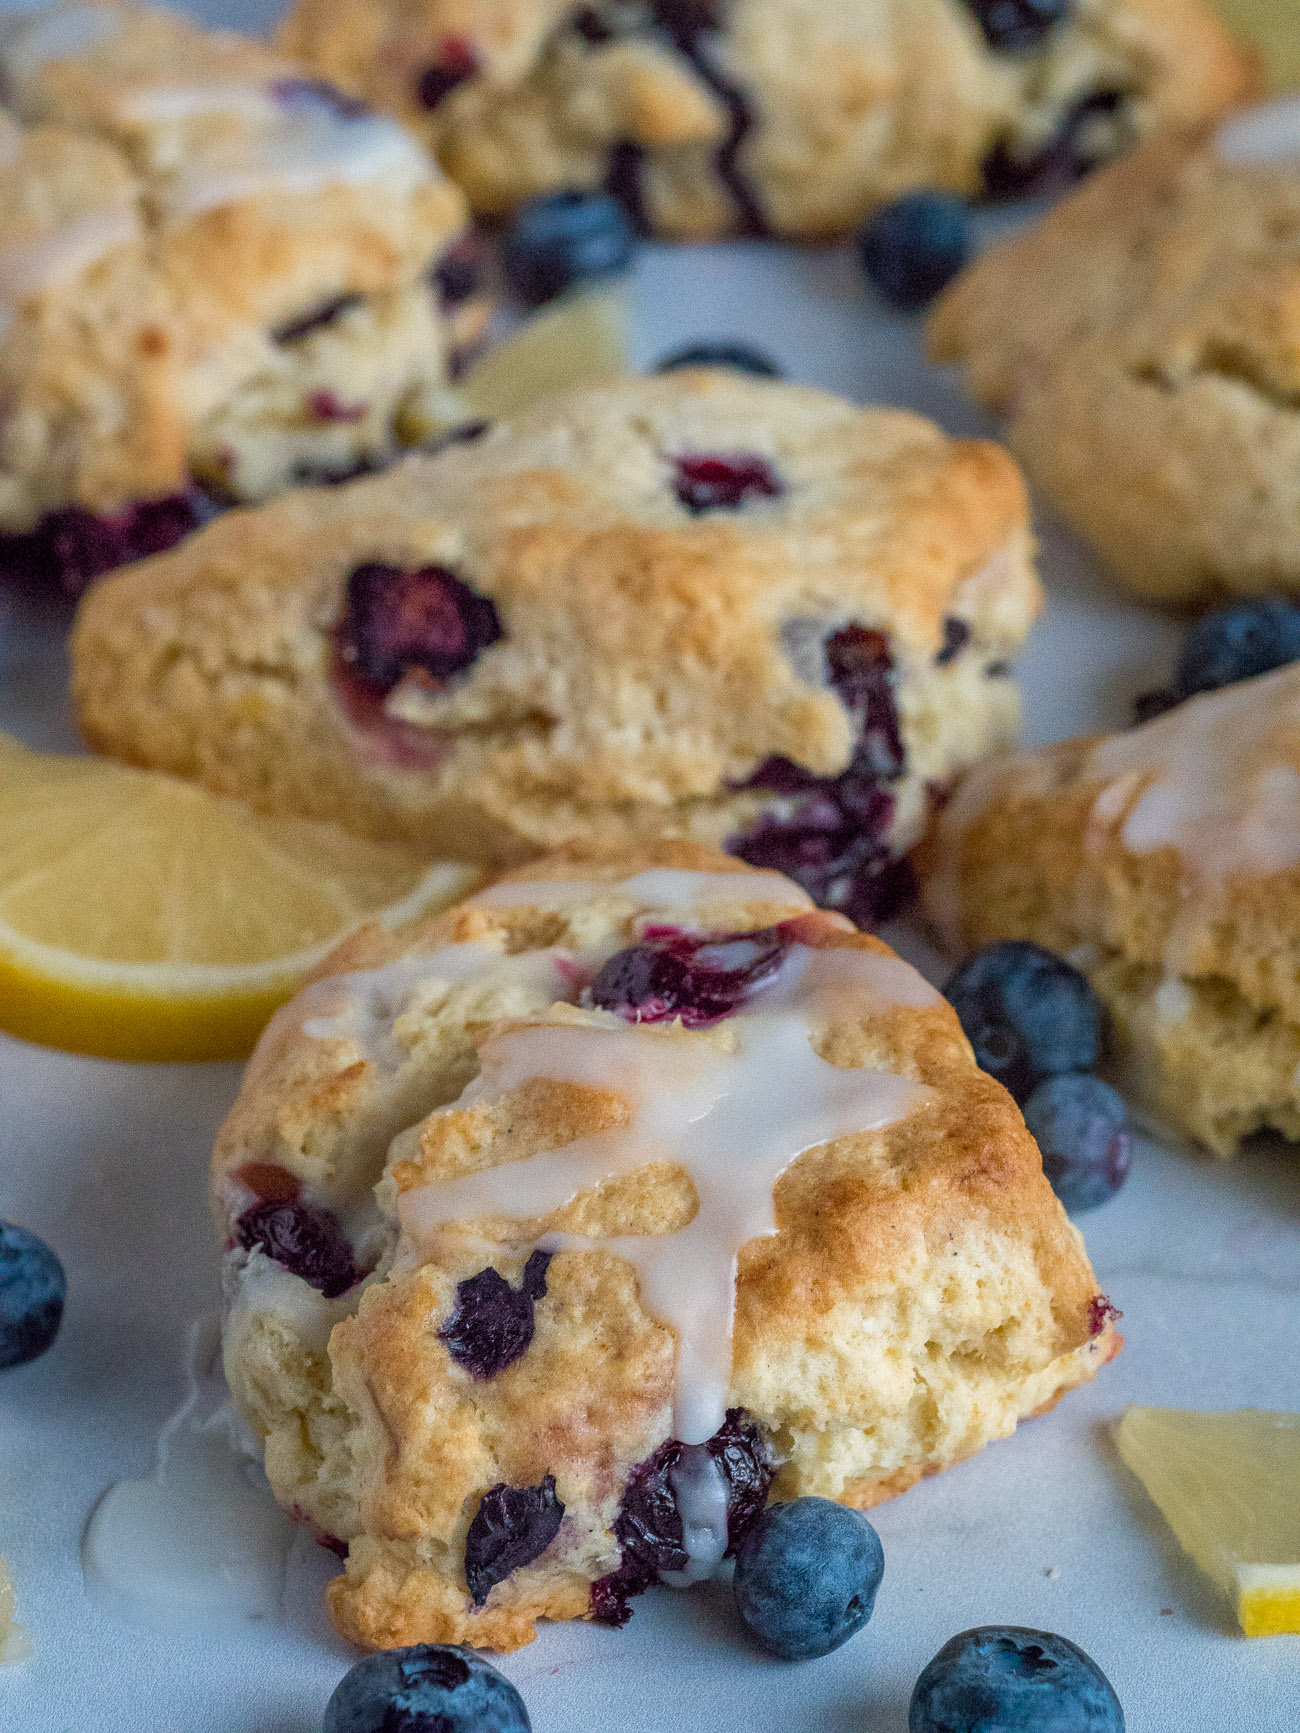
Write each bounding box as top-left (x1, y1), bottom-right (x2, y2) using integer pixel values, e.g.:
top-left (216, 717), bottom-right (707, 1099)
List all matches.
top-left (0, 4), bottom-right (121, 95)
top-left (161, 103), bottom-right (430, 220)
top-left (118, 82), bottom-right (283, 124)
top-left (1217, 97), bottom-right (1300, 164)
top-left (0, 203), bottom-right (138, 313)
top-left (660, 1446), bottom-right (731, 1586)
top-left (1087, 665), bottom-right (1300, 973)
top-left (471, 868), bottom-right (815, 913)
top-left (81, 1314), bottom-right (295, 1631)
top-left (296, 941), bottom-right (575, 1070)
top-left (400, 943), bottom-right (933, 1445)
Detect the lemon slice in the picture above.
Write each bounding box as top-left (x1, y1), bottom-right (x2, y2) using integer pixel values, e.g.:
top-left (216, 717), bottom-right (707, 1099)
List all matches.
top-left (0, 1556), bottom-right (30, 1666)
top-left (1213, 1), bottom-right (1300, 91)
top-left (0, 734), bottom-right (479, 1062)
top-left (454, 284), bottom-right (628, 424)
top-left (1116, 1405), bottom-right (1300, 1636)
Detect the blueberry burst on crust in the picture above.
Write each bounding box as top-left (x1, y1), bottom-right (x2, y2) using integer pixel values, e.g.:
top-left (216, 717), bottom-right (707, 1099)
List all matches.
top-left (211, 842), bottom-right (1119, 1653)
top-left (73, 371), bottom-right (1042, 932)
top-left (278, 0), bottom-right (1253, 242)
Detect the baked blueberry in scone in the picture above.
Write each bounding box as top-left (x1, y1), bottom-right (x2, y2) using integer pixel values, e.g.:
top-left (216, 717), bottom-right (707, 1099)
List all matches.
top-left (923, 661), bottom-right (1300, 1155)
top-left (930, 96), bottom-right (1300, 604)
top-left (213, 842), bottom-right (1120, 1651)
top-left (71, 369), bottom-right (1041, 930)
top-left (0, 1), bottom-right (468, 593)
top-left (276, 0), bottom-right (1255, 241)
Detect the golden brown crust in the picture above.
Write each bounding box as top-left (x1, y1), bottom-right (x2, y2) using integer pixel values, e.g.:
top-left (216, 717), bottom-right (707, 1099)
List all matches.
top-left (920, 675), bottom-right (1300, 1153)
top-left (929, 105), bottom-right (1300, 602)
top-left (279, 0), bottom-right (1256, 240)
top-left (0, 1), bottom-right (466, 527)
top-left (72, 370), bottom-right (1040, 881)
top-left (215, 840), bottom-right (1116, 1651)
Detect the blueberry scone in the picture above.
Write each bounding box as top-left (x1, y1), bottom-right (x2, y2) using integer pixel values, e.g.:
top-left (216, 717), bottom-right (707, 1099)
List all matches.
top-left (277, 0), bottom-right (1254, 241)
top-left (72, 369), bottom-right (1040, 930)
top-left (214, 842), bottom-right (1120, 1650)
top-left (930, 95), bottom-right (1300, 604)
top-left (924, 663), bottom-right (1300, 1155)
top-left (0, 1), bottom-right (468, 594)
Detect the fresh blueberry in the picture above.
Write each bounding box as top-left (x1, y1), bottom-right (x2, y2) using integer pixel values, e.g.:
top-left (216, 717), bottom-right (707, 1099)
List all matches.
top-left (0, 1221), bottom-right (66, 1370)
top-left (1173, 598), bottom-right (1300, 701)
top-left (654, 341), bottom-right (782, 379)
top-left (732, 1497), bottom-right (883, 1661)
top-left (1024, 1073), bottom-right (1131, 1213)
top-left (963, 0), bottom-right (1071, 53)
top-left (945, 941), bottom-right (1104, 1104)
top-left (857, 192), bottom-right (971, 312)
top-left (910, 1626), bottom-right (1124, 1732)
top-left (323, 1644), bottom-right (530, 1733)
top-left (501, 191), bottom-right (637, 308)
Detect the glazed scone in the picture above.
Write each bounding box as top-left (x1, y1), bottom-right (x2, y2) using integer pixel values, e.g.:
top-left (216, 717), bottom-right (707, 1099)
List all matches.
top-left (0, 1), bottom-right (468, 593)
top-left (213, 841), bottom-right (1120, 1651)
top-left (277, 0), bottom-right (1255, 241)
top-left (923, 662), bottom-right (1300, 1155)
top-left (72, 369), bottom-right (1041, 929)
top-left (930, 95), bottom-right (1300, 604)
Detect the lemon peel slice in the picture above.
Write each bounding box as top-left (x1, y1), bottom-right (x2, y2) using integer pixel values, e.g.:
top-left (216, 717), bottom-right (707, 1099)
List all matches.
top-left (0, 734), bottom-right (479, 1062)
top-left (1116, 1405), bottom-right (1300, 1636)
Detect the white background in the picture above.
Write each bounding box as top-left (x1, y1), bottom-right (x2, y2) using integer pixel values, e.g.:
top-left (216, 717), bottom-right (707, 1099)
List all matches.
top-left (1, 5), bottom-right (1299, 1726)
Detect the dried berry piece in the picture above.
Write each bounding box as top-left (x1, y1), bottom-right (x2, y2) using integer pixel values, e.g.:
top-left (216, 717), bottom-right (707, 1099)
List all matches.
top-left (335, 562), bottom-right (503, 697)
top-left (590, 927), bottom-right (788, 1027)
top-left (983, 90), bottom-right (1124, 200)
top-left (0, 494), bottom-right (210, 596)
top-left (731, 625), bottom-right (910, 928)
top-left (936, 616), bottom-right (972, 665)
top-left (416, 37), bottom-right (479, 108)
top-left (464, 1475), bottom-right (565, 1606)
top-left (235, 1200), bottom-right (360, 1299)
top-left (273, 293), bottom-right (364, 346)
top-left (440, 1250), bottom-right (552, 1379)
top-left (590, 1411), bottom-right (774, 1626)
top-left (673, 454), bottom-right (782, 514)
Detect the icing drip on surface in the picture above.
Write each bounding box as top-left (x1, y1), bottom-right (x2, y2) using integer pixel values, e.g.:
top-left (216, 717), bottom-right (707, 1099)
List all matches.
top-left (1217, 97), bottom-right (1300, 164)
top-left (471, 868), bottom-right (815, 912)
top-left (81, 1315), bottom-right (294, 1630)
top-left (401, 943), bottom-right (932, 1444)
top-left (1087, 665), bottom-right (1300, 972)
top-left (660, 1446), bottom-right (730, 1586)
top-left (161, 102), bottom-right (430, 219)
top-left (295, 941), bottom-right (575, 1070)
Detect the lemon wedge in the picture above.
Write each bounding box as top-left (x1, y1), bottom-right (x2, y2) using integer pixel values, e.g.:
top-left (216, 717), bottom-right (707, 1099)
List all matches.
top-left (1116, 1405), bottom-right (1300, 1636)
top-left (0, 1556), bottom-right (30, 1666)
top-left (0, 734), bottom-right (479, 1063)
top-left (1213, 1), bottom-right (1300, 90)
top-left (455, 284), bottom-right (628, 423)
